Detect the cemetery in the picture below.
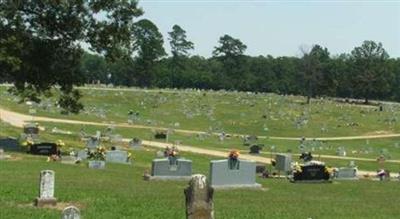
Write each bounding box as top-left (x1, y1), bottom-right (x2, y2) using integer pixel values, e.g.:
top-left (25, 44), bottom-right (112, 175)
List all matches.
top-left (0, 86), bottom-right (400, 218)
top-left (1, 1), bottom-right (400, 217)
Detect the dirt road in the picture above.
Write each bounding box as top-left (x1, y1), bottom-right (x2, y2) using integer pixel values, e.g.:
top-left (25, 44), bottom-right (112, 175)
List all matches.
top-left (2, 107), bottom-right (400, 141)
top-left (1, 107), bottom-right (399, 177)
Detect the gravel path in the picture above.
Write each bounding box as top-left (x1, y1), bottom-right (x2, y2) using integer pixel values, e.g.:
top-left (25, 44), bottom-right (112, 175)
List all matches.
top-left (1, 107), bottom-right (399, 177)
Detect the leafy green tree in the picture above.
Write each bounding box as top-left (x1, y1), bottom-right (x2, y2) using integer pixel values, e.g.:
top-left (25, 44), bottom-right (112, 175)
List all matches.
top-left (300, 44), bottom-right (330, 103)
top-left (350, 40), bottom-right (390, 103)
top-left (81, 52), bottom-right (108, 84)
top-left (0, 0), bottom-right (143, 113)
top-left (169, 25), bottom-right (194, 58)
top-left (212, 34), bottom-right (247, 89)
top-left (168, 25), bottom-right (194, 87)
top-left (133, 19), bottom-right (166, 87)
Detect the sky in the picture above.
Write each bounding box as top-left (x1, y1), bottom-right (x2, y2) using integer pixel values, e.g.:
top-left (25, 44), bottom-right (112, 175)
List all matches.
top-left (138, 0), bottom-right (400, 58)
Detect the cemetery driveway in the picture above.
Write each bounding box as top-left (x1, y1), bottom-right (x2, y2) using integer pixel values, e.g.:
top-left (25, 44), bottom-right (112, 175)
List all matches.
top-left (2, 107), bottom-right (400, 141)
top-left (1, 107), bottom-right (399, 177)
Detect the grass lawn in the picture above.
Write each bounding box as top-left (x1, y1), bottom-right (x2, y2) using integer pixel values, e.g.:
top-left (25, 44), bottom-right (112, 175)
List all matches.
top-left (1, 150), bottom-right (400, 219)
top-left (1, 86), bottom-right (400, 218)
top-left (1, 86), bottom-right (400, 138)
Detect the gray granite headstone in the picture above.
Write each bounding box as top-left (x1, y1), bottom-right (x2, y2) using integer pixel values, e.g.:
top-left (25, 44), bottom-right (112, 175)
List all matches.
top-left (210, 159), bottom-right (261, 189)
top-left (275, 154), bottom-right (292, 172)
top-left (129, 138), bottom-right (142, 150)
top-left (336, 147), bottom-right (346, 157)
top-left (110, 134), bottom-right (123, 143)
top-left (336, 167), bottom-right (358, 180)
top-left (77, 150), bottom-right (88, 160)
top-left (88, 160), bottom-right (105, 169)
top-left (62, 206), bottom-right (80, 219)
top-left (156, 151), bottom-right (165, 158)
top-left (105, 150), bottom-right (130, 164)
top-left (61, 156), bottom-right (77, 165)
top-left (86, 137), bottom-right (100, 149)
top-left (24, 123), bottom-right (39, 135)
top-left (35, 170), bottom-right (57, 207)
top-left (150, 158), bottom-right (192, 180)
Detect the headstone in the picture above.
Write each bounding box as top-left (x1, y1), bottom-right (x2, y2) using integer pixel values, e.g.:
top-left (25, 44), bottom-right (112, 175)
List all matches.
top-left (292, 161), bottom-right (330, 182)
top-left (61, 156), bottom-right (77, 165)
top-left (154, 131), bottom-right (167, 140)
top-left (30, 143), bottom-right (57, 156)
top-left (255, 164), bottom-right (266, 174)
top-left (184, 174), bottom-right (214, 219)
top-left (77, 150), bottom-right (88, 160)
top-left (35, 170), bottom-right (57, 207)
top-left (0, 137), bottom-right (20, 151)
top-left (86, 137), bottom-right (100, 149)
top-left (243, 135), bottom-right (258, 146)
top-left (336, 147), bottom-right (346, 157)
top-left (0, 149), bottom-right (11, 160)
top-left (24, 123), bottom-right (39, 135)
top-left (88, 160), bottom-right (105, 169)
top-left (105, 150), bottom-right (131, 164)
top-left (110, 134), bottom-right (123, 143)
top-left (61, 206), bottom-right (81, 219)
top-left (129, 138), bottom-right (142, 149)
top-left (249, 144), bottom-right (262, 155)
top-left (51, 127), bottom-right (72, 135)
top-left (335, 167), bottom-right (358, 180)
top-left (209, 159), bottom-right (261, 189)
top-left (275, 154), bottom-right (292, 172)
top-left (156, 151), bottom-right (165, 158)
top-left (149, 157), bottom-right (192, 180)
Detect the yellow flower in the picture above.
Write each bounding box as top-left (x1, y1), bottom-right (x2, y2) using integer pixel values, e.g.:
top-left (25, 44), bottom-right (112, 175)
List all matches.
top-left (325, 167), bottom-right (334, 174)
top-left (23, 140), bottom-right (34, 146)
top-left (56, 140), bottom-right (65, 147)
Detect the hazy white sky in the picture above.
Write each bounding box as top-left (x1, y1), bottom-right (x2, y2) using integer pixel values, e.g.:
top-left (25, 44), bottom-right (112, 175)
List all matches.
top-left (138, 0), bottom-right (400, 58)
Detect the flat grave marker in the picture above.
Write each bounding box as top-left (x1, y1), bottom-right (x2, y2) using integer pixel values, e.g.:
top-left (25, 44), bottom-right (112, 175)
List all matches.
top-left (61, 206), bottom-right (81, 219)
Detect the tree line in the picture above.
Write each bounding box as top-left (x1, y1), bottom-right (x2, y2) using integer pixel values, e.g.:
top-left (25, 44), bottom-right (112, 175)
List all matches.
top-left (81, 25), bottom-right (400, 104)
top-left (1, 1), bottom-right (399, 113)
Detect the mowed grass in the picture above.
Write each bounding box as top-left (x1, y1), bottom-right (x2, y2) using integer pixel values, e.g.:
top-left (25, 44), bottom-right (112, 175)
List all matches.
top-left (1, 86), bottom-right (400, 137)
top-left (1, 119), bottom-right (400, 218)
top-left (1, 151), bottom-right (400, 219)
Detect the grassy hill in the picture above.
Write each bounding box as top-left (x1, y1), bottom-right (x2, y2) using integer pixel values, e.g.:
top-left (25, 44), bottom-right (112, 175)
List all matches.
top-left (1, 86), bottom-right (400, 218)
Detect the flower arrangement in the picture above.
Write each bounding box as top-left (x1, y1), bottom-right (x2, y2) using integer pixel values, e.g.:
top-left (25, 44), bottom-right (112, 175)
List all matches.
top-left (56, 140), bottom-right (65, 147)
top-left (165, 146), bottom-right (179, 157)
top-left (325, 166), bottom-right (334, 175)
top-left (47, 154), bottom-right (59, 162)
top-left (228, 150), bottom-right (240, 160)
top-left (293, 162), bottom-right (302, 173)
top-left (127, 152), bottom-right (133, 161)
top-left (88, 146), bottom-right (106, 161)
top-left (22, 139), bottom-right (34, 146)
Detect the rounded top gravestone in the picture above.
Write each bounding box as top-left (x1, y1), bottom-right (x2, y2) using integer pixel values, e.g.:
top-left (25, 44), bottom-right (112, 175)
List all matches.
top-left (62, 206), bottom-right (80, 219)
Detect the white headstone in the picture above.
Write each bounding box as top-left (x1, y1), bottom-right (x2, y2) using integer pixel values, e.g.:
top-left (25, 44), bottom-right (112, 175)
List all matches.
top-left (61, 206), bottom-right (80, 219)
top-left (35, 170), bottom-right (57, 207)
top-left (40, 170), bottom-right (55, 199)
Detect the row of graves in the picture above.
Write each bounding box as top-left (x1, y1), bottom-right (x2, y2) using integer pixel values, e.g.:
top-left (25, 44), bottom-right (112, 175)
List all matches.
top-left (0, 123), bottom-right (140, 169)
top-left (145, 147), bottom-right (261, 189)
top-left (3, 132), bottom-right (397, 219)
top-left (239, 136), bottom-right (362, 182)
